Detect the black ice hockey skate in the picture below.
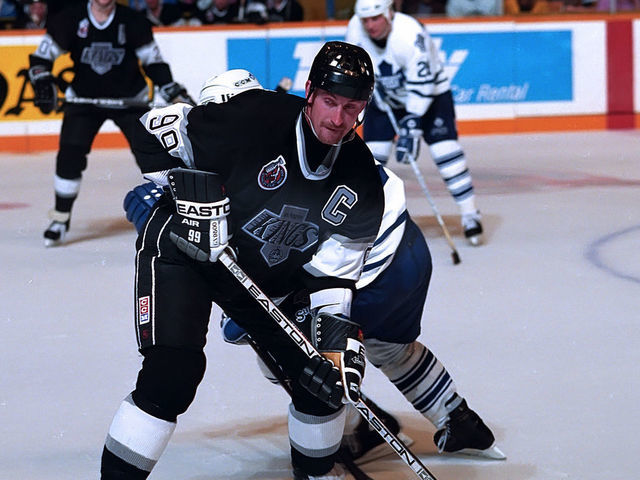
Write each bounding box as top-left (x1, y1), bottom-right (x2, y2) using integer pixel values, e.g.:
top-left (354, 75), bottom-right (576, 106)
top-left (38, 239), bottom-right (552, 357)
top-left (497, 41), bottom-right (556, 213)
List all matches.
top-left (43, 215), bottom-right (70, 247)
top-left (462, 211), bottom-right (484, 246)
top-left (292, 463), bottom-right (346, 480)
top-left (434, 399), bottom-right (505, 460)
top-left (339, 397), bottom-right (413, 465)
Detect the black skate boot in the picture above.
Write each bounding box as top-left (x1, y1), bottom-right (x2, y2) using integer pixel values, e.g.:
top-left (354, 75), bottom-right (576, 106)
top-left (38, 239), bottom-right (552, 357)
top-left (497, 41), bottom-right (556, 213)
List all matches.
top-left (462, 211), bottom-right (483, 246)
top-left (340, 397), bottom-right (412, 465)
top-left (43, 210), bottom-right (70, 247)
top-left (434, 398), bottom-right (505, 459)
top-left (292, 464), bottom-right (345, 480)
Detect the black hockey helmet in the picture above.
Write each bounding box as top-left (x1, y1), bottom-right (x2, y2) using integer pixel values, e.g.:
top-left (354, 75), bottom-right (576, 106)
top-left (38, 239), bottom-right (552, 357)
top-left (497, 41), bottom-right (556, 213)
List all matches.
top-left (307, 41), bottom-right (375, 102)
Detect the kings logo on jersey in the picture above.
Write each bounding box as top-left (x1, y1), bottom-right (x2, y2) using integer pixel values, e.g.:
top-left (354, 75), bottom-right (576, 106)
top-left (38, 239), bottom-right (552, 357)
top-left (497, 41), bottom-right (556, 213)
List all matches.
top-left (242, 205), bottom-right (318, 266)
top-left (81, 42), bottom-right (125, 75)
top-left (258, 155), bottom-right (287, 190)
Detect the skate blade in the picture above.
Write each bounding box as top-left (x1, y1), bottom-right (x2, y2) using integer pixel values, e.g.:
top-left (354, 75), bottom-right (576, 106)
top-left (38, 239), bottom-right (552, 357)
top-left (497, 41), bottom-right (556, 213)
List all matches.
top-left (466, 234), bottom-right (483, 246)
top-left (445, 443), bottom-right (506, 460)
top-left (44, 237), bottom-right (64, 248)
top-left (355, 432), bottom-right (414, 465)
top-left (44, 229), bottom-right (66, 248)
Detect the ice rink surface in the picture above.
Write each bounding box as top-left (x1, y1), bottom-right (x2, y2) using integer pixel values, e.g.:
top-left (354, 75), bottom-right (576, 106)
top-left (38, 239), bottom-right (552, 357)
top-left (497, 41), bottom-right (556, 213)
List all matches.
top-left (1, 130), bottom-right (639, 480)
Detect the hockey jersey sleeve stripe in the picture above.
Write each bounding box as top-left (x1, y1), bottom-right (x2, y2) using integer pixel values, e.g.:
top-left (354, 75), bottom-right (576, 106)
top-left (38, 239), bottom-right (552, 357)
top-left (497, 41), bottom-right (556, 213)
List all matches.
top-left (373, 209), bottom-right (407, 247)
top-left (362, 253), bottom-right (393, 273)
top-left (31, 34), bottom-right (65, 64)
top-left (136, 41), bottom-right (167, 66)
top-left (406, 88), bottom-right (435, 99)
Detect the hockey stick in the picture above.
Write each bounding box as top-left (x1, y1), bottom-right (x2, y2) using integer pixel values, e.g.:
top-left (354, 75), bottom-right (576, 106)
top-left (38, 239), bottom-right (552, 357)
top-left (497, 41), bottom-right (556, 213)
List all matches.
top-left (57, 96), bottom-right (158, 110)
top-left (242, 335), bottom-right (374, 480)
top-left (218, 249), bottom-right (438, 480)
top-left (372, 90), bottom-right (461, 265)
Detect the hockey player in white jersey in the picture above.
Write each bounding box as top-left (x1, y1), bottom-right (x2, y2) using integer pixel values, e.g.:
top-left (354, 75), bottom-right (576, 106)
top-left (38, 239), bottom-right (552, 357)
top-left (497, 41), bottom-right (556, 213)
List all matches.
top-left (346, 0), bottom-right (484, 245)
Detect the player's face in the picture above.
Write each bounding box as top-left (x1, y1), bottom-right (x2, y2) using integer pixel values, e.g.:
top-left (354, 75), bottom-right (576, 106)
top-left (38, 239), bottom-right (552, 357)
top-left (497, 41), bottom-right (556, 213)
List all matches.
top-left (361, 14), bottom-right (391, 41)
top-left (305, 86), bottom-right (367, 145)
top-left (92, 0), bottom-right (116, 11)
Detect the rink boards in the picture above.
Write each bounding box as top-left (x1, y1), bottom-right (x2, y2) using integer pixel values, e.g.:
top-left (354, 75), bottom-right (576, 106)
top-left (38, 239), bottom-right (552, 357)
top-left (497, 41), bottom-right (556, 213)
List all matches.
top-left (0, 14), bottom-right (639, 151)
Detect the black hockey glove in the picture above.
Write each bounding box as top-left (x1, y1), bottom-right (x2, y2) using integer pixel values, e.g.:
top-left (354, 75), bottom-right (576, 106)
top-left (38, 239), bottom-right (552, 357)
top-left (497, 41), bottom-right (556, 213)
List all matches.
top-left (166, 168), bottom-right (231, 262)
top-left (159, 82), bottom-right (196, 106)
top-left (28, 65), bottom-right (57, 114)
top-left (299, 313), bottom-right (365, 407)
top-left (396, 114), bottom-right (423, 164)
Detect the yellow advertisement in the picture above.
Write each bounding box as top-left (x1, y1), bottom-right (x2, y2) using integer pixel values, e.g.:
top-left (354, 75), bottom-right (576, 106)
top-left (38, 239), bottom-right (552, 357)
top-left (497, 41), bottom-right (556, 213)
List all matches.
top-left (0, 45), bottom-right (73, 122)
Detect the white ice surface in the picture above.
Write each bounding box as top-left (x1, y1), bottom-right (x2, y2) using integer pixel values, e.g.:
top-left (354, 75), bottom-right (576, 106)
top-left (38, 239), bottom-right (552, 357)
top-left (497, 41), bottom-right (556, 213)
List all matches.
top-left (1, 130), bottom-right (639, 479)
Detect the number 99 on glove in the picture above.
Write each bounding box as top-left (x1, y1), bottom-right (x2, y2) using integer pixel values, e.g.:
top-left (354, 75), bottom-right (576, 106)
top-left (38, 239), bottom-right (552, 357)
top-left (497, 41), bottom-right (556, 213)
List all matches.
top-left (166, 168), bottom-right (231, 262)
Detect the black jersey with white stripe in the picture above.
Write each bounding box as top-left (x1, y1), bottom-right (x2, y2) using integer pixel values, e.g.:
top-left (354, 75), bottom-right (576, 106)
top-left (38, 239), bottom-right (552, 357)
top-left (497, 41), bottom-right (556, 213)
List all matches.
top-left (30, 3), bottom-right (170, 99)
top-left (133, 89), bottom-right (385, 298)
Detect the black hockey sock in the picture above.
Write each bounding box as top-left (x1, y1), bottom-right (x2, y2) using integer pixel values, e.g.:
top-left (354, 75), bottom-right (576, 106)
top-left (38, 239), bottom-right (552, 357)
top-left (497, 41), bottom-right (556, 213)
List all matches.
top-left (100, 446), bottom-right (150, 479)
top-left (54, 194), bottom-right (76, 214)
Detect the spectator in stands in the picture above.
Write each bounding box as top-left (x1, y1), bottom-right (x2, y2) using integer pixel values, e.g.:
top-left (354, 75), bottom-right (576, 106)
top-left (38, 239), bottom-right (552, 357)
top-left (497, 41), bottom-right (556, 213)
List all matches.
top-left (142, 0), bottom-right (185, 25)
top-left (504, 0), bottom-right (562, 12)
top-left (398, 0), bottom-right (446, 14)
top-left (446, 0), bottom-right (503, 15)
top-left (241, 0), bottom-right (303, 23)
top-left (0, 0), bottom-right (19, 27)
top-left (126, 0), bottom-right (147, 9)
top-left (17, 0), bottom-right (47, 29)
top-left (594, 0), bottom-right (640, 11)
top-left (198, 0), bottom-right (241, 23)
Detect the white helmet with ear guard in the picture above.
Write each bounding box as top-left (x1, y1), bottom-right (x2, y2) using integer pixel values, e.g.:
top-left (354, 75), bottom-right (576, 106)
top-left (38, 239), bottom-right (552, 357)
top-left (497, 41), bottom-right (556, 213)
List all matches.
top-left (198, 69), bottom-right (263, 105)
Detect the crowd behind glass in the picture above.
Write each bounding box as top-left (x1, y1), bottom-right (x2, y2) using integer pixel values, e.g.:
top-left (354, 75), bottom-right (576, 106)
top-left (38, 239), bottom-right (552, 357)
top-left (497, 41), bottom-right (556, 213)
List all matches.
top-left (1, 0), bottom-right (638, 31)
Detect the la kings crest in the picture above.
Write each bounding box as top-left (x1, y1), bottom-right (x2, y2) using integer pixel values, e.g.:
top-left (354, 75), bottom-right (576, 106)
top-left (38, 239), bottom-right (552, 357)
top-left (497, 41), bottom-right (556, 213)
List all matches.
top-left (242, 205), bottom-right (319, 266)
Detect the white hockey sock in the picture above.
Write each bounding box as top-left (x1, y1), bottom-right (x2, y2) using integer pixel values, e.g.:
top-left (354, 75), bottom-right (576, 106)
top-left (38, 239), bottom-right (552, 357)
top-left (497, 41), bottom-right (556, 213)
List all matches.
top-left (53, 175), bottom-right (81, 198)
top-left (365, 339), bottom-right (458, 428)
top-left (288, 403), bottom-right (346, 458)
top-left (104, 395), bottom-right (176, 473)
top-left (343, 403), bottom-right (362, 435)
top-left (429, 140), bottom-right (475, 207)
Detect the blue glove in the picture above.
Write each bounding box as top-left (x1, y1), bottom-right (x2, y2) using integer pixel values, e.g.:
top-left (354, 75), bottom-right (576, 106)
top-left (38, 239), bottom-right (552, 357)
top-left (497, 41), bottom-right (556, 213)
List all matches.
top-left (396, 114), bottom-right (423, 164)
top-left (123, 182), bottom-right (164, 233)
top-left (220, 314), bottom-right (249, 345)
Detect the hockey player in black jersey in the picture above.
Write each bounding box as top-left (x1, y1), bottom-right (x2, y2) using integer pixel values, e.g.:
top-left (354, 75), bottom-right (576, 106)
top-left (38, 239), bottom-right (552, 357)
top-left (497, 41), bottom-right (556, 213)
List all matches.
top-left (28, 0), bottom-right (193, 247)
top-left (100, 43), bottom-right (384, 480)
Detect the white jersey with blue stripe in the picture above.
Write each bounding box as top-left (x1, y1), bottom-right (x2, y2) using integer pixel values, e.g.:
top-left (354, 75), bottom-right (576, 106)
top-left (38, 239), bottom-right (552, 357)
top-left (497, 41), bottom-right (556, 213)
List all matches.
top-left (346, 12), bottom-right (450, 116)
top-left (357, 164), bottom-right (407, 289)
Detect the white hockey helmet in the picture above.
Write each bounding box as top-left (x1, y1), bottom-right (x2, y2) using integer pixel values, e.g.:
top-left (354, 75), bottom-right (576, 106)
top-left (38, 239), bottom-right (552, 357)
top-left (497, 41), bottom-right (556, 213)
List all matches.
top-left (198, 69), bottom-right (263, 105)
top-left (355, 0), bottom-right (394, 20)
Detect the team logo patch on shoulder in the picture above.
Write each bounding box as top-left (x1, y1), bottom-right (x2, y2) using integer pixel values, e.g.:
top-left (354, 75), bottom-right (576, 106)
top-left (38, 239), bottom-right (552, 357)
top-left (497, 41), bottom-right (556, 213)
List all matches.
top-left (258, 155), bottom-right (287, 190)
top-left (77, 18), bottom-right (89, 38)
top-left (242, 205), bottom-right (319, 266)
